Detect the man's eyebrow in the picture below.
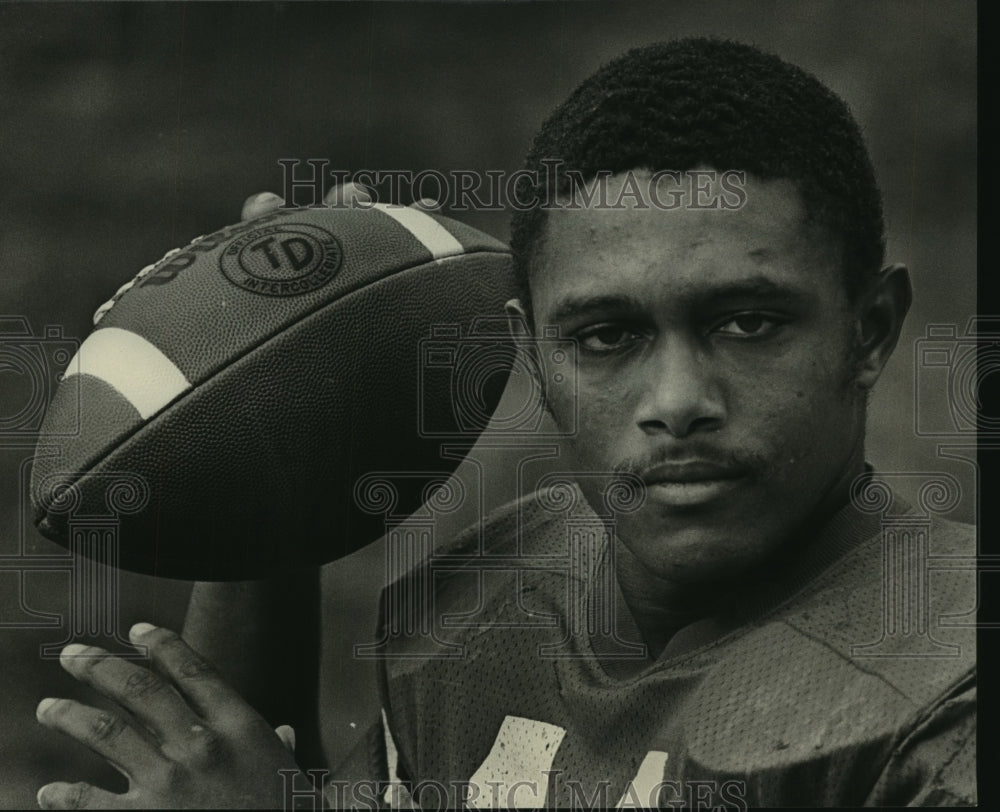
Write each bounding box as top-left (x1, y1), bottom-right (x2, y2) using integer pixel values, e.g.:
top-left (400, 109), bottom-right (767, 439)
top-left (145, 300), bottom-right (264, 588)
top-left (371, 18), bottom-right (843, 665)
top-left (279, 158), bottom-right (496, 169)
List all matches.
top-left (700, 277), bottom-right (811, 303)
top-left (547, 278), bottom-right (811, 324)
top-left (747, 247), bottom-right (775, 262)
top-left (548, 294), bottom-right (648, 324)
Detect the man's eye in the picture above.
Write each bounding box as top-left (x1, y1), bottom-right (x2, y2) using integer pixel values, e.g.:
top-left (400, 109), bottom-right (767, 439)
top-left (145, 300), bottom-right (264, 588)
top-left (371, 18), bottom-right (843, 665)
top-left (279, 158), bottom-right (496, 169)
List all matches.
top-left (576, 324), bottom-right (640, 352)
top-left (714, 313), bottom-right (783, 337)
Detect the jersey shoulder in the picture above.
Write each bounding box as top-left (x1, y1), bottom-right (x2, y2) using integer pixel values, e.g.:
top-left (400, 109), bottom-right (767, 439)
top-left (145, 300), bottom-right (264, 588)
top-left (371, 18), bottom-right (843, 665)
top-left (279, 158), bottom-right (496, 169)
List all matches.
top-left (764, 508), bottom-right (976, 705)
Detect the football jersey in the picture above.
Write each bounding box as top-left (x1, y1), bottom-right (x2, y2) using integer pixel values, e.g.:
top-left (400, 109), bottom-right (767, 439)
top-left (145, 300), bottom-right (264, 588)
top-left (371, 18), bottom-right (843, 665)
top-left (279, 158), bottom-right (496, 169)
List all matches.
top-left (355, 480), bottom-right (976, 808)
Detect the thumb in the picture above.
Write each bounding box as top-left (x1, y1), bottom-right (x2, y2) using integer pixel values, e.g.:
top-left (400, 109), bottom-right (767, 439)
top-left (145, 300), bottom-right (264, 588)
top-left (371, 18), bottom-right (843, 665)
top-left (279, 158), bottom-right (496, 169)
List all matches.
top-left (241, 191), bottom-right (285, 221)
top-left (323, 181), bottom-right (374, 208)
top-left (274, 724), bottom-right (296, 753)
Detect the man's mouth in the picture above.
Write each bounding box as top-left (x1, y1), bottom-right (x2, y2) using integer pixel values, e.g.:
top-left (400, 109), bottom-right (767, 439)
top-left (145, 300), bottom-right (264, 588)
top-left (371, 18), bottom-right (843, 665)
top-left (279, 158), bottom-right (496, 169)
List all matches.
top-left (639, 461), bottom-right (746, 508)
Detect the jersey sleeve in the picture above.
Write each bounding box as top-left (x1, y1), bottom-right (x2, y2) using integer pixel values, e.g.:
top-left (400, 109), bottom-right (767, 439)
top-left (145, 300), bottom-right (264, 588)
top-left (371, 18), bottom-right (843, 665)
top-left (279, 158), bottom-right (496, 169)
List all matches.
top-left (864, 677), bottom-right (976, 806)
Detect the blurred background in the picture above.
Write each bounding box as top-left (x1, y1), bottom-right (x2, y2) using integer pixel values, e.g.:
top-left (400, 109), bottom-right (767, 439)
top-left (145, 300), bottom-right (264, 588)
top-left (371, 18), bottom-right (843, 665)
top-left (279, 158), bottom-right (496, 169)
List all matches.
top-left (0, 1), bottom-right (976, 807)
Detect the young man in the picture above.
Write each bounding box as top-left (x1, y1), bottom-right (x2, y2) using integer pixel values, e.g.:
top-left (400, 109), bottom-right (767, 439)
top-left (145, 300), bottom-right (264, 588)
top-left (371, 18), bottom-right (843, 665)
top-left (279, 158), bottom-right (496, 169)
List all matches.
top-left (34, 38), bottom-right (974, 809)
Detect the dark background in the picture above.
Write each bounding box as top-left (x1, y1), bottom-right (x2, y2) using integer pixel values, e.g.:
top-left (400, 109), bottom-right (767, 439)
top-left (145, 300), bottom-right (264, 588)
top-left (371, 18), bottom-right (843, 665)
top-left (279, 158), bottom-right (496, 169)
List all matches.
top-left (0, 1), bottom-right (976, 807)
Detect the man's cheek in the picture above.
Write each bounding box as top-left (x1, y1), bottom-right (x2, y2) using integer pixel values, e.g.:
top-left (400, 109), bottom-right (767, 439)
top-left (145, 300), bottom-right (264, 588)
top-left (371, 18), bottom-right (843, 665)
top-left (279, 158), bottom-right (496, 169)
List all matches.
top-left (549, 381), bottom-right (615, 438)
top-left (571, 400), bottom-right (625, 462)
top-left (561, 421), bottom-right (618, 480)
top-left (540, 378), bottom-right (577, 432)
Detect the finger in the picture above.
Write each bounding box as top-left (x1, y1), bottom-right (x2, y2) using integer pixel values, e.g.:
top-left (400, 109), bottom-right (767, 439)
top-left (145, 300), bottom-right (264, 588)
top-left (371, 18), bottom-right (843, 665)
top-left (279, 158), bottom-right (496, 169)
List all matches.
top-left (275, 724), bottom-right (296, 753)
top-left (36, 698), bottom-right (168, 782)
top-left (129, 623), bottom-right (247, 719)
top-left (323, 182), bottom-right (373, 208)
top-left (58, 644), bottom-right (201, 742)
top-left (36, 782), bottom-right (128, 810)
top-left (241, 191), bottom-right (285, 221)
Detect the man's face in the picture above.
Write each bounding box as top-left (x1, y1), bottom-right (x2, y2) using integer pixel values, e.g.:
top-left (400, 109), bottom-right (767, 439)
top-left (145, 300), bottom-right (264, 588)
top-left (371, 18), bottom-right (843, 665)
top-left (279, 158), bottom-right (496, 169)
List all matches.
top-left (527, 171), bottom-right (868, 584)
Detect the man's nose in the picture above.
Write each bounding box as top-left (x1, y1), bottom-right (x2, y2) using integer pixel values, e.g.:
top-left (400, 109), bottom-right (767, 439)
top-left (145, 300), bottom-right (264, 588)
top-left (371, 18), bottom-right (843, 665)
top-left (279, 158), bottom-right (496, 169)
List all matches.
top-left (634, 338), bottom-right (726, 438)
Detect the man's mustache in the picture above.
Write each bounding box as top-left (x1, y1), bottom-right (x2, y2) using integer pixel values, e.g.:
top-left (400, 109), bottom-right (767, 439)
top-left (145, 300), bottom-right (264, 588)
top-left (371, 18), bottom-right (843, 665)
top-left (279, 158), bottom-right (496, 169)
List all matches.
top-left (611, 446), bottom-right (768, 481)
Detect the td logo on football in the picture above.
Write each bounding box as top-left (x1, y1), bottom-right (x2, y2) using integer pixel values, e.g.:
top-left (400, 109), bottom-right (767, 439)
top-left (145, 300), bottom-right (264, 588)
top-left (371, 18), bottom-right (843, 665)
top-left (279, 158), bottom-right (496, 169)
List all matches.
top-left (221, 223), bottom-right (343, 296)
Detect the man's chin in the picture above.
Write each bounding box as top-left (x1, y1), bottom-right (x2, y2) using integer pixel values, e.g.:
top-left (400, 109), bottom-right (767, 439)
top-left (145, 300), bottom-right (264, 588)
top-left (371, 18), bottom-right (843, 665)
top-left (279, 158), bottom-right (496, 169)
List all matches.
top-left (616, 515), bottom-right (783, 585)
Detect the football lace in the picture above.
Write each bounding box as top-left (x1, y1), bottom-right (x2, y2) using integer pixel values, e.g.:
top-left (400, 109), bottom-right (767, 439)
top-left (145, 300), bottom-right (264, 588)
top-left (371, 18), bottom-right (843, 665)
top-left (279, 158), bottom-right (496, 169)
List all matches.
top-left (92, 235), bottom-right (207, 325)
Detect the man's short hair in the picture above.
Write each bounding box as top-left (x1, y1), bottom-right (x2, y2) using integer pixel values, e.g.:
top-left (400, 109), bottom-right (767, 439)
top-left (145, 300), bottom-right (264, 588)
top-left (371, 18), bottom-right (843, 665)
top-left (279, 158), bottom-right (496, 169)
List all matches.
top-left (509, 37), bottom-right (886, 312)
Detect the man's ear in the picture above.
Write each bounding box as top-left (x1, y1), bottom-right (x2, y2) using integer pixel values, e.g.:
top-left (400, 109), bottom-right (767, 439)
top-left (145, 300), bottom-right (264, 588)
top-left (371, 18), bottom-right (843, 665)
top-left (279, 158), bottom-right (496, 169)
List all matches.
top-left (504, 298), bottom-right (532, 338)
top-left (504, 296), bottom-right (556, 415)
top-left (854, 263), bottom-right (913, 390)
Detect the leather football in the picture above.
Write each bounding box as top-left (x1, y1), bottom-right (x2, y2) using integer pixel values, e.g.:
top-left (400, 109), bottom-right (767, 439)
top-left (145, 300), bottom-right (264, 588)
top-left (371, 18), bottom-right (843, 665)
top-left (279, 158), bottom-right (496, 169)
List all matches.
top-left (30, 204), bottom-right (515, 580)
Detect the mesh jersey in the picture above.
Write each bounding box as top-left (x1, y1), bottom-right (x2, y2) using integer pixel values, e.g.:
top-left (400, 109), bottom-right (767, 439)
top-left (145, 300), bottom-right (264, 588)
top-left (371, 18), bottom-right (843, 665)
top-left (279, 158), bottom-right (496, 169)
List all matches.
top-left (362, 482), bottom-right (976, 808)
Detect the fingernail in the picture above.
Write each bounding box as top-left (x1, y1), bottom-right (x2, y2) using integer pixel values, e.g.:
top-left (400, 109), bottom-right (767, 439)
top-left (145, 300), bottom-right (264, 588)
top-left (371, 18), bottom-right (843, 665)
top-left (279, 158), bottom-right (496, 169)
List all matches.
top-left (348, 190), bottom-right (374, 208)
top-left (275, 724), bottom-right (297, 751)
top-left (252, 192), bottom-right (283, 205)
top-left (36, 697), bottom-right (58, 718)
top-left (332, 183), bottom-right (373, 207)
top-left (37, 785), bottom-right (49, 808)
top-left (60, 643), bottom-right (88, 658)
top-left (130, 622), bottom-right (156, 640)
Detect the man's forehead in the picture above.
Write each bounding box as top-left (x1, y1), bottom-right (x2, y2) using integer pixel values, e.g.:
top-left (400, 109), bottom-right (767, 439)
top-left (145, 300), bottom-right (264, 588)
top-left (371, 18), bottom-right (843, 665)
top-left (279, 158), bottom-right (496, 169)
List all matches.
top-left (530, 170), bottom-right (842, 317)
top-left (545, 170), bottom-right (807, 241)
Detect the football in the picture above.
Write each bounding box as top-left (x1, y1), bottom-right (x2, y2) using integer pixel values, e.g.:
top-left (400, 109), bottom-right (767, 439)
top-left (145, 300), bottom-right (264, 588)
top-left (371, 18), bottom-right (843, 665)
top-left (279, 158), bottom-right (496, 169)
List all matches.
top-left (30, 203), bottom-right (516, 580)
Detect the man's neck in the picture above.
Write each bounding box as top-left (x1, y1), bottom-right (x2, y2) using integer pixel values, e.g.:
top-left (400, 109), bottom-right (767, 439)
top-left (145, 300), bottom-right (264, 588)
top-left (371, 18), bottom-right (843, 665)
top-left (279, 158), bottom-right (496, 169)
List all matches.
top-left (614, 543), bottom-right (729, 658)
